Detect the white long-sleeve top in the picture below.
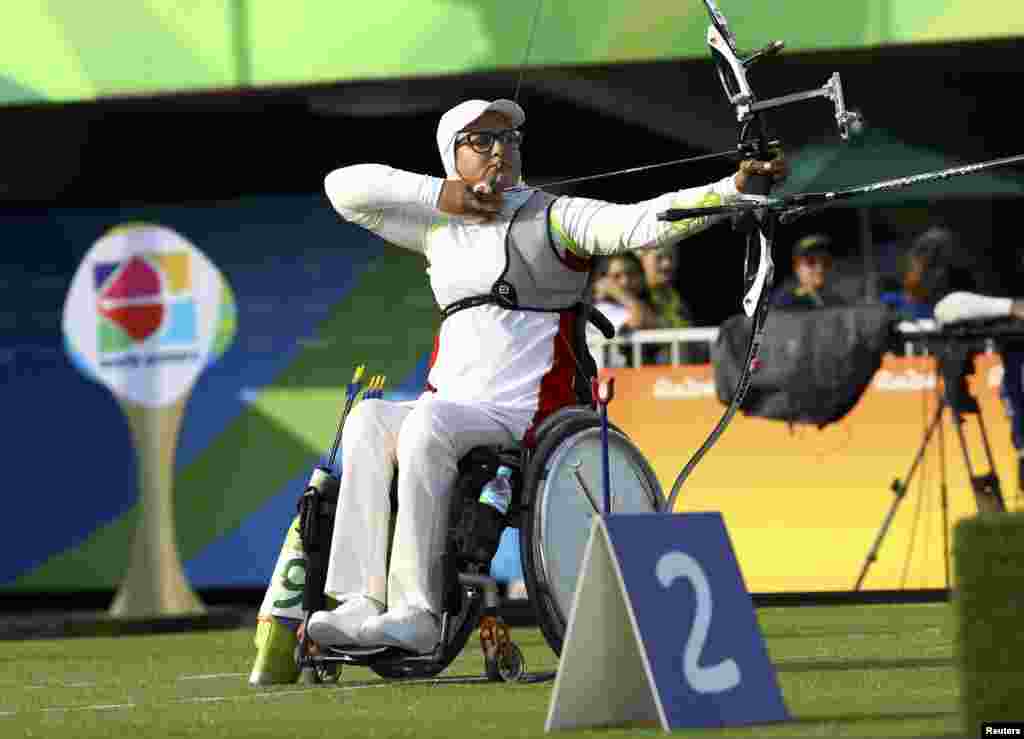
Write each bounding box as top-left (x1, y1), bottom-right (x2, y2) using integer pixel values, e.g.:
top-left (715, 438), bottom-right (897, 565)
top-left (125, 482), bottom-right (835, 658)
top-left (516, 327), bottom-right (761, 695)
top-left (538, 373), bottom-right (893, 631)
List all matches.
top-left (325, 165), bottom-right (739, 437)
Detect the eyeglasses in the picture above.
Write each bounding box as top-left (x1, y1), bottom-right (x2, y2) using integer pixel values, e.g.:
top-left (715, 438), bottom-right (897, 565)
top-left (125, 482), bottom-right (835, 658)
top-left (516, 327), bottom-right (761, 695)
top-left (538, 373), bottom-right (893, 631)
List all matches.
top-left (455, 129), bottom-right (524, 154)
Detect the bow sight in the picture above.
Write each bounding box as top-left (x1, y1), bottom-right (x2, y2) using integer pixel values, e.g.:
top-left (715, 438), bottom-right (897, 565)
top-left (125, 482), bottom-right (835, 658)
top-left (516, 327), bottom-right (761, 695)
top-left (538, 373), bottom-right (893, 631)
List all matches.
top-left (704, 0), bottom-right (863, 145)
top-left (698, 0), bottom-right (861, 314)
top-left (665, 0), bottom-right (864, 326)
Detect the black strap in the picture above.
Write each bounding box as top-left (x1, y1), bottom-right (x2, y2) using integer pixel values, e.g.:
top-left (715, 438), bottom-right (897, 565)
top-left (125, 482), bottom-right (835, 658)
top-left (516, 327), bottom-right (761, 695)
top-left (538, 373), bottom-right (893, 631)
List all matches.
top-left (440, 294), bottom-right (615, 338)
top-left (440, 280), bottom-right (521, 321)
top-left (439, 295), bottom-right (502, 322)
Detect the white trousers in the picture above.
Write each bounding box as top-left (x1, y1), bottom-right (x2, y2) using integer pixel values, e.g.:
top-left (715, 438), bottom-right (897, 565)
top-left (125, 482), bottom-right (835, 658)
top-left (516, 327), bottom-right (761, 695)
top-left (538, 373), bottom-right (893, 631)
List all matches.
top-left (323, 393), bottom-right (523, 615)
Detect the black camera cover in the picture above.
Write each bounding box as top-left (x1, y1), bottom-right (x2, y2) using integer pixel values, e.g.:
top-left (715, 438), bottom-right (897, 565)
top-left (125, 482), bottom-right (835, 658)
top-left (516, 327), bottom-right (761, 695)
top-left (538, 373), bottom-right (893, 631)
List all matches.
top-left (713, 305), bottom-right (894, 427)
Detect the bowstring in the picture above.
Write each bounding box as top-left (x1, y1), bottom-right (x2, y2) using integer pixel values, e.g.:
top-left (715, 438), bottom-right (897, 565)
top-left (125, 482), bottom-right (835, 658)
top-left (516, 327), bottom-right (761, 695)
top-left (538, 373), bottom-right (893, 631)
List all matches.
top-left (512, 0), bottom-right (604, 408)
top-left (532, 149), bottom-right (745, 190)
top-left (513, 0), bottom-right (546, 105)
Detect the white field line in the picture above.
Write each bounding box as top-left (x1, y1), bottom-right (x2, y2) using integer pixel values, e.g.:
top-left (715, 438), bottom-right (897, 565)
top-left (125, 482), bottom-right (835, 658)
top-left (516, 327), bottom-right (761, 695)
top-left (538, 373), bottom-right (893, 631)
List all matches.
top-left (43, 703), bottom-right (136, 713)
top-left (0, 675), bottom-right (488, 718)
top-left (18, 674), bottom-right (246, 691)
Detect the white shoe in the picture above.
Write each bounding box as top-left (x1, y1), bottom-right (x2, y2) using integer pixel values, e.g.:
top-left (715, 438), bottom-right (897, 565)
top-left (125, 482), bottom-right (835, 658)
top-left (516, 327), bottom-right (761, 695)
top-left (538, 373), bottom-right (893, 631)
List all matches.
top-left (358, 607), bottom-right (440, 654)
top-left (307, 596), bottom-right (384, 647)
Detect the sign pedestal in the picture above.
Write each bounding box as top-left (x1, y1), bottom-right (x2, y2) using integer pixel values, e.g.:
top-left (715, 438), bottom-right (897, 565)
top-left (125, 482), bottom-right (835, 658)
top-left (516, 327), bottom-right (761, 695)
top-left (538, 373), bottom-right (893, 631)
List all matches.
top-left (110, 393), bottom-right (205, 618)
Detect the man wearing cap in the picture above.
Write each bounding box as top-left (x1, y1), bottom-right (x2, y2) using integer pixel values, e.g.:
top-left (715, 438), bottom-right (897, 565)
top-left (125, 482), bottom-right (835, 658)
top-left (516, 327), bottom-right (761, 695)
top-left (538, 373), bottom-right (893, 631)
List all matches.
top-left (307, 98), bottom-right (787, 653)
top-left (770, 234), bottom-right (847, 311)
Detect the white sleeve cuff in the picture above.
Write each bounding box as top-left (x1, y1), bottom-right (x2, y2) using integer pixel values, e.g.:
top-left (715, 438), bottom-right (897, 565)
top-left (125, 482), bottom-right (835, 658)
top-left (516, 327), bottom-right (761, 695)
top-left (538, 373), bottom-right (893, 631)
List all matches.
top-left (934, 291), bottom-right (1013, 325)
top-left (714, 174), bottom-right (740, 202)
top-left (421, 176), bottom-right (445, 210)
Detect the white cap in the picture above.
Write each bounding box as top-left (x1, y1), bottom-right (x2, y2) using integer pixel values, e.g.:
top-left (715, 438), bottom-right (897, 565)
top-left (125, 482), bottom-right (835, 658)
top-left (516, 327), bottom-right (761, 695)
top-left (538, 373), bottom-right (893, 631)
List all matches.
top-left (436, 99), bottom-right (526, 180)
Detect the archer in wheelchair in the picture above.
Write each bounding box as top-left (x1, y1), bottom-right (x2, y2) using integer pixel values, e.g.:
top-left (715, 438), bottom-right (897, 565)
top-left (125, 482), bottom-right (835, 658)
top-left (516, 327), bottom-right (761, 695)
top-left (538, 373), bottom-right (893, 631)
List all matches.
top-left (250, 96), bottom-right (785, 685)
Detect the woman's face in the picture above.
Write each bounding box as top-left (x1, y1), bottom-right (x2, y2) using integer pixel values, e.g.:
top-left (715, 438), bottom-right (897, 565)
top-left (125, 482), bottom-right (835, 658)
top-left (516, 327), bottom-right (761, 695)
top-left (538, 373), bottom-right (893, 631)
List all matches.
top-left (640, 248), bottom-right (677, 289)
top-left (453, 111), bottom-right (523, 191)
top-left (605, 257), bottom-right (646, 298)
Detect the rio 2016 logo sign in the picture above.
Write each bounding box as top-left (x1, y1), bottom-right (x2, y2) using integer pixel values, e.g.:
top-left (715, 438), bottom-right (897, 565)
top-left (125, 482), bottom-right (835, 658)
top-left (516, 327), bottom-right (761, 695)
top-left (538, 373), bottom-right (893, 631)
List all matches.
top-left (94, 252), bottom-right (201, 368)
top-left (64, 224), bottom-right (235, 409)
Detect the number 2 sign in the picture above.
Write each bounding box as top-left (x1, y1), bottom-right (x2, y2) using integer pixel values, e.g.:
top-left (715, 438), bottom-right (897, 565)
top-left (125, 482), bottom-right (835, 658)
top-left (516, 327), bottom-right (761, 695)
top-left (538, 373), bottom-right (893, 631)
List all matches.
top-left (655, 550), bottom-right (741, 695)
top-left (546, 513), bottom-right (788, 732)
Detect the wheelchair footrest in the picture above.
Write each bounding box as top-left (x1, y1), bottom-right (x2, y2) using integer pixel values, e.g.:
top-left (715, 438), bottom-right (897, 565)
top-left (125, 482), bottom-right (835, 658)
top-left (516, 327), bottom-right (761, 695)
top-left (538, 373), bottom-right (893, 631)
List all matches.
top-left (307, 643), bottom-right (447, 668)
top-left (323, 645), bottom-right (391, 658)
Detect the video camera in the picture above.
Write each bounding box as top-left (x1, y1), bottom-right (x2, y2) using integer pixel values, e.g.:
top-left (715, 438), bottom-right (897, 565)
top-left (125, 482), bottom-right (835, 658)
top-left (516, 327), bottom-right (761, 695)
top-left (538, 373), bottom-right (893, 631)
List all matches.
top-left (714, 305), bottom-right (1024, 429)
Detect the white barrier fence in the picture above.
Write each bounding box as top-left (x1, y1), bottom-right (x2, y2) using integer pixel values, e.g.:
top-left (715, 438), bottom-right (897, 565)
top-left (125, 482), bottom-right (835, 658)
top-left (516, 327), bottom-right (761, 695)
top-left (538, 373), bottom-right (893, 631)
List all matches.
top-left (589, 320), bottom-right (999, 369)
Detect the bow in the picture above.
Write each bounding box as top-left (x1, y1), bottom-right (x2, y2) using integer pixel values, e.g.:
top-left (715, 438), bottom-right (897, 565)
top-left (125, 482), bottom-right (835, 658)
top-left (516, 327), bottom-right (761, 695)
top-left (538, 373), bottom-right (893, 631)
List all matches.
top-left (660, 0), bottom-right (860, 510)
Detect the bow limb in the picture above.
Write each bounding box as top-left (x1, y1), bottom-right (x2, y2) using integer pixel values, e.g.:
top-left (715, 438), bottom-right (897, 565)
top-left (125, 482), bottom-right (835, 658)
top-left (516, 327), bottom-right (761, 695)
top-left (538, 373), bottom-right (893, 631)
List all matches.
top-left (665, 219), bottom-right (773, 511)
top-left (657, 0), bottom-right (778, 511)
top-left (741, 207), bottom-right (775, 318)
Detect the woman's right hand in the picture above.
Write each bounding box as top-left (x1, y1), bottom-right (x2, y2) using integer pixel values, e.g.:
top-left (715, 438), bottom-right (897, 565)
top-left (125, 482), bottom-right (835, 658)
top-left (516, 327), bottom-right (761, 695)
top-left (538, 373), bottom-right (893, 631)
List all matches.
top-left (438, 179), bottom-right (503, 222)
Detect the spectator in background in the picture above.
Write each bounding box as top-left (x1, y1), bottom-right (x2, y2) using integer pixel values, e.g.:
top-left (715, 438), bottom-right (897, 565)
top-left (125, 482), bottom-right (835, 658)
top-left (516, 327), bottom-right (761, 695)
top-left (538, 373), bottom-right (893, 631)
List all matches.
top-left (880, 227), bottom-right (958, 321)
top-left (590, 252), bottom-right (664, 366)
top-left (770, 234), bottom-right (847, 311)
top-left (591, 252), bottom-right (662, 333)
top-left (638, 245), bottom-right (696, 329)
top-left (638, 245), bottom-right (707, 363)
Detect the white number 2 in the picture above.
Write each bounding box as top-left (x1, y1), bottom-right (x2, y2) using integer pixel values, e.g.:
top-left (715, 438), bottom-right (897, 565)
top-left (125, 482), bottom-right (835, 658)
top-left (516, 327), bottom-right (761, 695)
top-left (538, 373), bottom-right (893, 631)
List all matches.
top-left (656, 551), bottom-right (741, 694)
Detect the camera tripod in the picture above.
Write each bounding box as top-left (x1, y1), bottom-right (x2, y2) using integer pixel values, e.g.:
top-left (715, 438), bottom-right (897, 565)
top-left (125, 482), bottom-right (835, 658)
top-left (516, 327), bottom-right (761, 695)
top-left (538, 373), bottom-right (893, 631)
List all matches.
top-left (854, 344), bottom-right (1007, 591)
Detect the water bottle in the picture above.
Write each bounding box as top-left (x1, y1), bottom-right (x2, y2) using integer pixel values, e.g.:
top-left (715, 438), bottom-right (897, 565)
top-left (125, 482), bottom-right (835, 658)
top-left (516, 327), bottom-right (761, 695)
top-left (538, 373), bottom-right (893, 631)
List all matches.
top-left (479, 465), bottom-right (514, 516)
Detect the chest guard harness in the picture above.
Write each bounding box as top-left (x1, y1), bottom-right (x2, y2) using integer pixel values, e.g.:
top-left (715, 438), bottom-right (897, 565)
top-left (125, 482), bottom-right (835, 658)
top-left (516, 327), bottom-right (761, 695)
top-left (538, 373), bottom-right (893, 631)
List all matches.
top-left (438, 190), bottom-right (614, 407)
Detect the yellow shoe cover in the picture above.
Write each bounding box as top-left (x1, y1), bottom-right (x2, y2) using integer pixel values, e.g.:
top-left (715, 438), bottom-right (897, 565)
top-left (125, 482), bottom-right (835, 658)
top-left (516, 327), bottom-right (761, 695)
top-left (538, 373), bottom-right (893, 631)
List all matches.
top-left (249, 617), bottom-right (299, 686)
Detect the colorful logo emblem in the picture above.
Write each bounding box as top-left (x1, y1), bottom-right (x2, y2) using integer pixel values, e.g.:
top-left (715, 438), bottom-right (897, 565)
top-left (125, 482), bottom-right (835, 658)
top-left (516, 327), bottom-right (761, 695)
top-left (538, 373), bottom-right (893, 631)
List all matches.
top-left (65, 223), bottom-right (236, 408)
top-left (94, 253), bottom-right (196, 354)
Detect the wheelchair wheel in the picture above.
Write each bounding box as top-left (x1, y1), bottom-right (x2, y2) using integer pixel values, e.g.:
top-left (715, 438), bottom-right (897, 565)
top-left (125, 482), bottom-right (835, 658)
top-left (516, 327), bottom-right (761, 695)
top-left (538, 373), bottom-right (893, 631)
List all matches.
top-left (368, 582), bottom-right (482, 679)
top-left (519, 412), bottom-right (663, 655)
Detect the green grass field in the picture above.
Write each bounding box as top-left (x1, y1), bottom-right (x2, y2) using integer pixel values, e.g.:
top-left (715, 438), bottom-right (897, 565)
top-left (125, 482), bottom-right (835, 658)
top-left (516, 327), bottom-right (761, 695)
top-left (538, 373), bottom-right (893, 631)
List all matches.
top-left (0, 602), bottom-right (965, 738)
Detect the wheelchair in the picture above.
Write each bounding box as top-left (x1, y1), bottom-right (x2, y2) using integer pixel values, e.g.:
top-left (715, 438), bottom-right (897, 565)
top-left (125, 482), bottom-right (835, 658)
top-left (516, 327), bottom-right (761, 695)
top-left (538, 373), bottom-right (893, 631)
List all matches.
top-left (295, 308), bottom-right (664, 683)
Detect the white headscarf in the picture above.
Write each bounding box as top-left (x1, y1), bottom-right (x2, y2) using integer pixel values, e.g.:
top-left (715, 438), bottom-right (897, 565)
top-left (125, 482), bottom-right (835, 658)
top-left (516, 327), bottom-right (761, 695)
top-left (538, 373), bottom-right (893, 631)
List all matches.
top-left (436, 99), bottom-right (526, 180)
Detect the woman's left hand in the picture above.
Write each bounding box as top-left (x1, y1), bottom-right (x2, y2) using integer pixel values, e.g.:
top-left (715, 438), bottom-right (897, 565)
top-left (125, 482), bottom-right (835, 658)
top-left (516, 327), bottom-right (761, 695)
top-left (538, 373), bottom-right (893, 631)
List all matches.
top-left (734, 152), bottom-right (788, 193)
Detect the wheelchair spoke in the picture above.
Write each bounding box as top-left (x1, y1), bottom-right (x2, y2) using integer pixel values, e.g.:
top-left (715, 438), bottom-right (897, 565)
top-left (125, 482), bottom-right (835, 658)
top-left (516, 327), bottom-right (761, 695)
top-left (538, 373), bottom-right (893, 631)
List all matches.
top-left (570, 461), bottom-right (602, 515)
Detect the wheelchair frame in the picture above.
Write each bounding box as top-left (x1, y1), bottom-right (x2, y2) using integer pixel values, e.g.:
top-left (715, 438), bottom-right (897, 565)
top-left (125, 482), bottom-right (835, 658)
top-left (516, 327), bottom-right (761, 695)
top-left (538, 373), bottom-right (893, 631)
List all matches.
top-left (293, 403), bottom-right (663, 684)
